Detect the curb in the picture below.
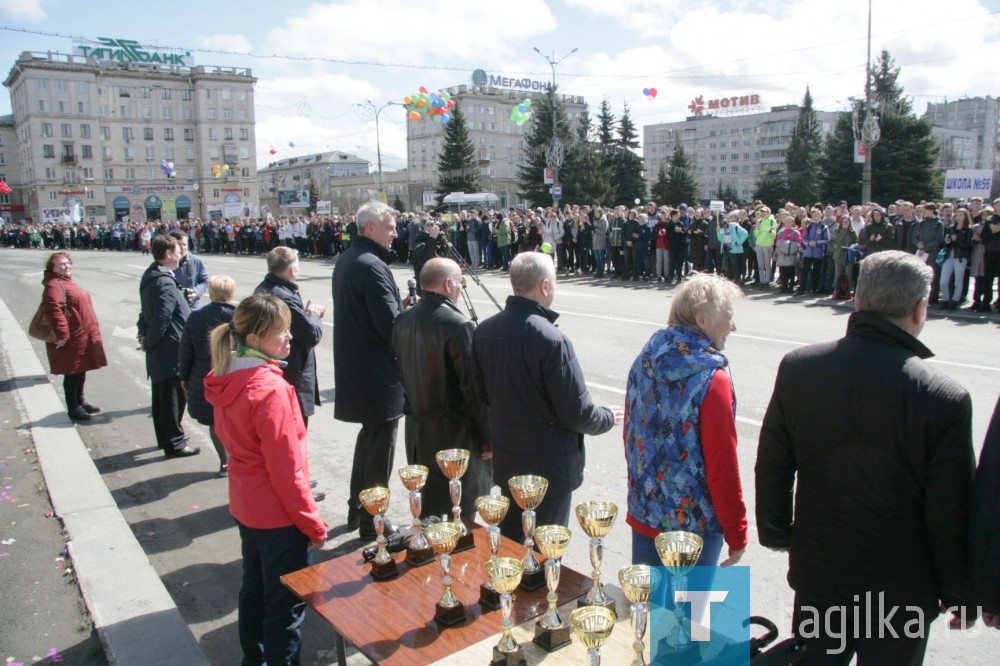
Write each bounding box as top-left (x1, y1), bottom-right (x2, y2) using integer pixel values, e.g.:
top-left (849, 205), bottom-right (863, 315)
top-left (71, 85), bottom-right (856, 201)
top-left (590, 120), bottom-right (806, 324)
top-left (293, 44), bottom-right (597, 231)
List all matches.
top-left (0, 298), bottom-right (209, 666)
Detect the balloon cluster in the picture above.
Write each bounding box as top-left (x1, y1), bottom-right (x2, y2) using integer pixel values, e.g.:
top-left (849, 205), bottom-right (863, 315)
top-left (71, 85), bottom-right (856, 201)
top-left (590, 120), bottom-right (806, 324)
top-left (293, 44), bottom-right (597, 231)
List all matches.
top-left (509, 98), bottom-right (532, 126)
top-left (642, 87), bottom-right (658, 101)
top-left (403, 86), bottom-right (454, 123)
top-left (213, 164), bottom-right (231, 179)
top-left (160, 159), bottom-right (176, 179)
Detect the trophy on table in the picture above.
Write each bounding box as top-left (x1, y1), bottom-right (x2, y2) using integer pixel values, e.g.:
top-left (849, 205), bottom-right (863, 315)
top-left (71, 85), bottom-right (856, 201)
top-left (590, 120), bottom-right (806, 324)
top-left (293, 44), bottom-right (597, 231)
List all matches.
top-left (654, 531), bottom-right (704, 663)
top-left (618, 564), bottom-right (663, 666)
top-left (398, 465), bottom-right (435, 567)
top-left (435, 448), bottom-right (475, 553)
top-left (485, 556), bottom-right (527, 666)
top-left (358, 486), bottom-right (398, 580)
top-left (570, 605), bottom-right (617, 666)
top-left (575, 500), bottom-right (619, 612)
top-left (532, 524), bottom-right (573, 652)
top-left (507, 475), bottom-right (548, 591)
top-left (475, 494), bottom-right (511, 611)
top-left (424, 521), bottom-right (467, 626)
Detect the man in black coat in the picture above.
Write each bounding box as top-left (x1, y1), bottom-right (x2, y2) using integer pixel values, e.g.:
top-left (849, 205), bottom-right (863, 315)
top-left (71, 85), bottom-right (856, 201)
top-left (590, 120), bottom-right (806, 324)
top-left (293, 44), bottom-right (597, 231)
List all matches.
top-left (255, 246), bottom-right (325, 423)
top-left (391, 258), bottom-right (491, 520)
top-left (972, 394), bottom-right (1000, 630)
top-left (332, 201), bottom-right (404, 538)
top-left (473, 252), bottom-right (623, 541)
top-left (138, 234), bottom-right (198, 458)
top-left (756, 250), bottom-right (976, 663)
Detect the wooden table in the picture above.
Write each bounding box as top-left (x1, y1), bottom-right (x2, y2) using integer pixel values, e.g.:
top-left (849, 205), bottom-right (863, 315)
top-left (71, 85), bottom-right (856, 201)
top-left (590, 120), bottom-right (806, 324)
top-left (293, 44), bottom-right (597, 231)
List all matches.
top-left (282, 525), bottom-right (592, 666)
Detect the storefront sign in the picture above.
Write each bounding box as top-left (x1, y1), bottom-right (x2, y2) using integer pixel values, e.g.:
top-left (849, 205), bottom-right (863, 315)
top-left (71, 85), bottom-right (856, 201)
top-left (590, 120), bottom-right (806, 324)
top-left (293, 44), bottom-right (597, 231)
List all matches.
top-left (75, 37), bottom-right (193, 67)
top-left (106, 184), bottom-right (196, 194)
top-left (688, 94), bottom-right (763, 117)
top-left (472, 69), bottom-right (549, 92)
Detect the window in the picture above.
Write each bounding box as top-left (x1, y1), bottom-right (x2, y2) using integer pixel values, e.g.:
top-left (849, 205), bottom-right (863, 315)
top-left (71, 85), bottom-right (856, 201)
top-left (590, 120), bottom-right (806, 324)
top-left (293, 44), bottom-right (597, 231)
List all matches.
top-left (102, 146), bottom-right (112, 160)
top-left (104, 168), bottom-right (114, 179)
top-left (164, 147), bottom-right (174, 159)
top-left (163, 128), bottom-right (173, 141)
top-left (161, 88), bottom-right (172, 100)
top-left (99, 104), bottom-right (108, 117)
top-left (237, 90), bottom-right (247, 101)
top-left (36, 79), bottom-right (48, 90)
top-left (207, 108), bottom-right (216, 120)
top-left (222, 88), bottom-right (232, 101)
top-left (183, 128), bottom-right (194, 141)
top-left (43, 144), bottom-right (56, 158)
top-left (238, 110), bottom-right (248, 121)
top-left (119, 105), bottom-right (130, 118)
top-left (49, 191), bottom-right (57, 201)
top-left (81, 145), bottom-right (93, 158)
top-left (208, 128), bottom-right (217, 140)
top-left (82, 167), bottom-right (94, 180)
top-left (181, 89), bottom-right (192, 101)
top-left (239, 128), bottom-right (249, 140)
top-left (144, 127), bottom-right (156, 140)
top-left (141, 107), bottom-right (152, 119)
top-left (75, 81), bottom-right (88, 94)
top-left (224, 128), bottom-right (233, 140)
top-left (162, 106), bottom-right (172, 120)
top-left (123, 127), bottom-right (133, 140)
top-left (86, 189), bottom-right (95, 200)
top-left (58, 101), bottom-right (69, 113)
top-left (720, 166), bottom-right (727, 173)
top-left (185, 148), bottom-right (195, 160)
top-left (100, 126), bottom-right (110, 140)
top-left (139, 87), bottom-right (151, 98)
top-left (125, 168), bottom-right (135, 180)
top-left (732, 153), bottom-right (738, 160)
top-left (45, 167), bottom-right (57, 180)
top-left (241, 167), bottom-right (250, 177)
top-left (223, 109), bottom-right (232, 120)
top-left (41, 123), bottom-right (53, 137)
top-left (119, 86), bottom-right (130, 97)
top-left (206, 89), bottom-right (214, 100)
top-left (182, 108), bottom-right (194, 120)
top-left (38, 99), bottom-right (50, 112)
top-left (147, 168), bottom-right (156, 180)
top-left (124, 147), bottom-right (134, 160)
top-left (61, 123), bottom-right (72, 137)
top-left (213, 188), bottom-right (219, 198)
top-left (79, 124), bottom-right (90, 138)
top-left (145, 147), bottom-right (155, 160)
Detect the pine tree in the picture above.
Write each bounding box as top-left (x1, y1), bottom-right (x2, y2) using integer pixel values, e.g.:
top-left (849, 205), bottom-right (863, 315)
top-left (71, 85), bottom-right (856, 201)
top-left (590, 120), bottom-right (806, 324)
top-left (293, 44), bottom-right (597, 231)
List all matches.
top-left (516, 88), bottom-right (574, 207)
top-left (785, 87), bottom-right (822, 205)
top-left (662, 141), bottom-right (698, 206)
top-left (436, 104), bottom-right (479, 199)
top-left (596, 99), bottom-right (616, 146)
top-left (650, 163), bottom-right (670, 204)
top-left (754, 167), bottom-right (790, 211)
top-left (715, 183), bottom-right (740, 207)
top-left (562, 111), bottom-right (615, 204)
top-left (612, 103), bottom-right (646, 206)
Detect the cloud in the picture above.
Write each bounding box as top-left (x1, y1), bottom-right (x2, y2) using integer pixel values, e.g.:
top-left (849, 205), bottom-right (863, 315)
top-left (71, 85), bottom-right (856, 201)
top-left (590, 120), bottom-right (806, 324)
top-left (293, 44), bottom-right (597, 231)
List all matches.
top-left (264, 0), bottom-right (558, 62)
top-left (0, 0), bottom-right (47, 21)
top-left (196, 33), bottom-right (253, 54)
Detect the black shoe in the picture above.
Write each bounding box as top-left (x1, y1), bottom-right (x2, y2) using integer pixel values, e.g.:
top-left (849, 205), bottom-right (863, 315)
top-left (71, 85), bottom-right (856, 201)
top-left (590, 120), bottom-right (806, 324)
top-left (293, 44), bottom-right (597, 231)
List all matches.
top-left (68, 406), bottom-right (91, 421)
top-left (165, 446), bottom-right (201, 458)
top-left (81, 403), bottom-right (101, 414)
top-left (309, 480), bottom-right (318, 489)
top-left (347, 504), bottom-right (360, 530)
top-left (312, 491), bottom-right (327, 502)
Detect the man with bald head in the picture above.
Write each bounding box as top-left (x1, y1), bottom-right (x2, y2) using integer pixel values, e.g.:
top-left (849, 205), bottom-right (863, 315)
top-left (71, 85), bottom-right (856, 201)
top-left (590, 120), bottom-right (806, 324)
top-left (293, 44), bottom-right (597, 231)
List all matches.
top-left (391, 258), bottom-right (492, 520)
top-left (473, 252), bottom-right (623, 540)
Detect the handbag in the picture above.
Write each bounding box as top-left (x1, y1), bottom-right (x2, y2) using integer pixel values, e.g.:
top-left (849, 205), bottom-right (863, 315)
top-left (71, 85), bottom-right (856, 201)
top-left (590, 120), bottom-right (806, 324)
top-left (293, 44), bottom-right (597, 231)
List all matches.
top-left (935, 247), bottom-right (946, 266)
top-left (28, 284), bottom-right (67, 344)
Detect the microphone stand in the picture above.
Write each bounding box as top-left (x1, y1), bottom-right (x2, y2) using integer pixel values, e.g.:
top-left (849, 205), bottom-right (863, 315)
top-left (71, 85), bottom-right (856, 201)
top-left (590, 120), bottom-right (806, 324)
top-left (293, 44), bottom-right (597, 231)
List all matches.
top-left (443, 241), bottom-right (503, 322)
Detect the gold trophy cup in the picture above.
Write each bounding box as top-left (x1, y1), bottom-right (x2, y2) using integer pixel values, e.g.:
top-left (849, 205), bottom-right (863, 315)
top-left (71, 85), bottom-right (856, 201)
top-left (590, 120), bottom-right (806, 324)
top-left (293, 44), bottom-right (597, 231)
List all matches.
top-left (486, 557), bottom-right (526, 666)
top-left (359, 486), bottom-right (398, 580)
top-left (425, 521), bottom-right (467, 626)
top-left (570, 605), bottom-right (617, 666)
top-left (507, 475), bottom-right (549, 591)
top-left (654, 531), bottom-right (704, 662)
top-left (532, 524), bottom-right (573, 652)
top-left (398, 465), bottom-right (435, 567)
top-left (476, 494), bottom-right (511, 611)
top-left (619, 564), bottom-right (662, 666)
top-left (575, 500), bottom-right (619, 612)
top-left (435, 448), bottom-right (475, 553)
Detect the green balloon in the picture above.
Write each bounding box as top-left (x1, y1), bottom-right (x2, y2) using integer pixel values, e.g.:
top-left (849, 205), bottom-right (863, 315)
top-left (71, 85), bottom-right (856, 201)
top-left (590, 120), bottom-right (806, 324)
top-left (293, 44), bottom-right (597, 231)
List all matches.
top-left (541, 242), bottom-right (552, 253)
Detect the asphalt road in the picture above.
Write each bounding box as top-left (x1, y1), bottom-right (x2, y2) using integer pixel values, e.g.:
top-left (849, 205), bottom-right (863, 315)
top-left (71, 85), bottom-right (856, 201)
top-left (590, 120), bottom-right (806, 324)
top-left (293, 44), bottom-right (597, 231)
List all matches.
top-left (1, 246), bottom-right (998, 665)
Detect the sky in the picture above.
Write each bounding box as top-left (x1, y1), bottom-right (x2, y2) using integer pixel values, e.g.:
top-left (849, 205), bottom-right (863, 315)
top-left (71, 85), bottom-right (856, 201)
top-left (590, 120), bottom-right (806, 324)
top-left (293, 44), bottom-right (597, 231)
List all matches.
top-left (1, 0), bottom-right (998, 175)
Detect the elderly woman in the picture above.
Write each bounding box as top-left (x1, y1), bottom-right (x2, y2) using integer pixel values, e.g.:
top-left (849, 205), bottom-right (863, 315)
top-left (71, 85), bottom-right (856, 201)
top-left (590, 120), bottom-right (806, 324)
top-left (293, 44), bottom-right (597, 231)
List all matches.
top-left (40, 252), bottom-right (108, 421)
top-left (179, 275), bottom-right (237, 476)
top-left (624, 273), bottom-right (748, 579)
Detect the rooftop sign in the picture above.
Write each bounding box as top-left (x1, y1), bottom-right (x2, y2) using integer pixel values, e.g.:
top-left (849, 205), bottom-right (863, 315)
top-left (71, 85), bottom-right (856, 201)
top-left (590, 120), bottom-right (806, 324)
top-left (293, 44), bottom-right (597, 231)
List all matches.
top-left (472, 68), bottom-right (549, 92)
top-left (75, 38), bottom-right (194, 67)
top-left (688, 94), bottom-right (763, 117)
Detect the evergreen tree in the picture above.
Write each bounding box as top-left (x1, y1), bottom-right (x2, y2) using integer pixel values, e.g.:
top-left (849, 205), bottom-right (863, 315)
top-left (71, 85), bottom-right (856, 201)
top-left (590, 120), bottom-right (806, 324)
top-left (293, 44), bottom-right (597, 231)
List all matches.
top-left (596, 99), bottom-right (616, 146)
top-left (715, 183), bottom-right (740, 207)
top-left (436, 104), bottom-right (479, 199)
top-left (392, 194), bottom-right (405, 212)
top-left (785, 87), bottom-right (822, 205)
top-left (754, 168), bottom-right (790, 211)
top-left (562, 111), bottom-right (615, 204)
top-left (611, 103), bottom-right (646, 206)
top-left (662, 141), bottom-right (698, 205)
top-left (650, 163), bottom-right (670, 205)
top-left (517, 88), bottom-right (574, 207)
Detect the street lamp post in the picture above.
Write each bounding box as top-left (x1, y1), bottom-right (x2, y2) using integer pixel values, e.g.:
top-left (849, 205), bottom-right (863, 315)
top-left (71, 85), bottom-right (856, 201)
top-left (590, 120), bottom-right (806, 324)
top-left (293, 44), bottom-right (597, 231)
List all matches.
top-left (532, 47), bottom-right (577, 205)
top-left (359, 101), bottom-right (398, 200)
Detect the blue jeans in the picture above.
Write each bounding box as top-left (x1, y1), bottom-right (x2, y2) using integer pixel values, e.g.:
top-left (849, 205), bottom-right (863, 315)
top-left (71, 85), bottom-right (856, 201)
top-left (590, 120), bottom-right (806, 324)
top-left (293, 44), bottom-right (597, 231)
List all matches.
top-left (237, 521), bottom-right (313, 666)
top-left (631, 529), bottom-right (724, 612)
top-left (593, 249), bottom-right (606, 277)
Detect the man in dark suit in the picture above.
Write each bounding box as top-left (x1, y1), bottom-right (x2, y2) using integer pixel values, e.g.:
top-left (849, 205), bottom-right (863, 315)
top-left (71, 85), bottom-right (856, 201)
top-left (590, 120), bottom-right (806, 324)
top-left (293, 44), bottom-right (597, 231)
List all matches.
top-left (756, 250), bottom-right (977, 663)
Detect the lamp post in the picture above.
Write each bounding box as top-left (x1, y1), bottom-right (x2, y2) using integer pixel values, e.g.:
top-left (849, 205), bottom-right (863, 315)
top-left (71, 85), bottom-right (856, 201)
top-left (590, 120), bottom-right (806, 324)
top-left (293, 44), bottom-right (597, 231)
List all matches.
top-left (359, 101), bottom-right (398, 200)
top-left (532, 47), bottom-right (577, 205)
top-left (860, 0), bottom-right (879, 204)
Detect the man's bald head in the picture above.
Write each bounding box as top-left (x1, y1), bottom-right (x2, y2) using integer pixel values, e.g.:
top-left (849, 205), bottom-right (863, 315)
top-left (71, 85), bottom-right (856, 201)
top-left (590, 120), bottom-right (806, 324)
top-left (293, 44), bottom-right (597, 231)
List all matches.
top-left (420, 258), bottom-right (463, 303)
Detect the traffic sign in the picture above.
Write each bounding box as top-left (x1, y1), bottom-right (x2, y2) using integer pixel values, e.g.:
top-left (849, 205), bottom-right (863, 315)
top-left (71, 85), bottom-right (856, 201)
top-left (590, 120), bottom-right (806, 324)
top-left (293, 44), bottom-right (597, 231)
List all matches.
top-left (552, 183), bottom-right (562, 201)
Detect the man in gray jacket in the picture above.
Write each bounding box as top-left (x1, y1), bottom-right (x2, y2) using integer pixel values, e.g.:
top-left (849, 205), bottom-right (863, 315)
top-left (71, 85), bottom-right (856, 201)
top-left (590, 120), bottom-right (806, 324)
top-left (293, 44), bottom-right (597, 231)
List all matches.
top-left (909, 202), bottom-right (944, 303)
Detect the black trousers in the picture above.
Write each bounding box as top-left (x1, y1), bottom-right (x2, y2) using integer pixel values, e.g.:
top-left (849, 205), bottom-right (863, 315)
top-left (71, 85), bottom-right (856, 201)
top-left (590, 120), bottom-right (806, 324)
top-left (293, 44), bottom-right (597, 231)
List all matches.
top-left (63, 372), bottom-right (86, 412)
top-left (151, 377), bottom-right (187, 452)
top-left (347, 419), bottom-right (399, 531)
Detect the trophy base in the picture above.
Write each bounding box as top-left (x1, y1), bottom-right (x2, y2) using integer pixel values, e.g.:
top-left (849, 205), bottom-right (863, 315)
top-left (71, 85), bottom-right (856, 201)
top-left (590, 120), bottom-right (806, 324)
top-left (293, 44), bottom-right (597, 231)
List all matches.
top-left (577, 594), bottom-right (617, 614)
top-left (655, 638), bottom-right (700, 666)
top-left (479, 584), bottom-right (501, 611)
top-left (452, 530), bottom-right (475, 554)
top-left (518, 567), bottom-right (546, 592)
top-left (490, 646), bottom-right (527, 666)
top-left (532, 622), bottom-right (572, 652)
top-left (434, 601), bottom-right (468, 627)
top-left (369, 558), bottom-right (399, 581)
top-left (404, 545), bottom-right (435, 567)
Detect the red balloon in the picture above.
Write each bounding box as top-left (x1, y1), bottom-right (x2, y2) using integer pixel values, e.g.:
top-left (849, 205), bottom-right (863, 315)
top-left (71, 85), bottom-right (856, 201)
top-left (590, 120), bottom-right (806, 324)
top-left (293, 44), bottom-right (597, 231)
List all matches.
top-left (269, 148), bottom-right (277, 155)
top-left (418, 85), bottom-right (428, 94)
top-left (447, 99), bottom-right (455, 108)
top-left (649, 88), bottom-right (657, 98)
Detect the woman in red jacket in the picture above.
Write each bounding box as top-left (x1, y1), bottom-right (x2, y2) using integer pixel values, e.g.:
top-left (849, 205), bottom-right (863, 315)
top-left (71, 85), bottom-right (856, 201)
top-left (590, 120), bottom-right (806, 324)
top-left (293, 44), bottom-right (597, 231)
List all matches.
top-left (41, 252), bottom-right (107, 421)
top-left (203, 294), bottom-right (326, 666)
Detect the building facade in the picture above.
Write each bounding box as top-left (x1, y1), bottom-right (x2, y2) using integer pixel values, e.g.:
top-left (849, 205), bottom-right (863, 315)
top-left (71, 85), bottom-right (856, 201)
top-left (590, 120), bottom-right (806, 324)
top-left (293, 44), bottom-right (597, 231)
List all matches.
top-left (643, 105), bottom-right (840, 203)
top-left (0, 114), bottom-right (26, 225)
top-left (258, 151), bottom-right (372, 216)
top-left (3, 49), bottom-right (259, 225)
top-left (923, 97), bottom-right (1000, 191)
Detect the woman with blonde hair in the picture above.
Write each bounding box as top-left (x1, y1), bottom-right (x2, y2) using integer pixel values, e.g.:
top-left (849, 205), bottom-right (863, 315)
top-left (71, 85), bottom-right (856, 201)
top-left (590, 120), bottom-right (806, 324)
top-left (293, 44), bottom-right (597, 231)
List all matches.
top-left (203, 294), bottom-right (326, 665)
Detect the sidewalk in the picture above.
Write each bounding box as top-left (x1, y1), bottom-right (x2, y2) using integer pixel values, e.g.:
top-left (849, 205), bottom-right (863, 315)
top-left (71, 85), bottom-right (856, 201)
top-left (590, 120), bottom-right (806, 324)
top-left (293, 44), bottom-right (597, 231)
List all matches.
top-left (0, 298), bottom-right (209, 666)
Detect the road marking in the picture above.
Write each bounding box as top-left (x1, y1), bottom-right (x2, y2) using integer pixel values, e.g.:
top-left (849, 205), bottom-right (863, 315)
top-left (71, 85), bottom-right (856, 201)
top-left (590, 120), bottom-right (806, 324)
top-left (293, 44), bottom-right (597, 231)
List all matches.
top-left (109, 271), bottom-right (133, 278)
top-left (587, 380), bottom-right (764, 427)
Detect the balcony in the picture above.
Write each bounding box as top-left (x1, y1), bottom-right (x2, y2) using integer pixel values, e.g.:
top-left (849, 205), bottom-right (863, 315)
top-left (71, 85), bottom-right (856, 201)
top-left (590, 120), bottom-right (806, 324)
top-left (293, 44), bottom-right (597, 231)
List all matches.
top-left (61, 155), bottom-right (77, 165)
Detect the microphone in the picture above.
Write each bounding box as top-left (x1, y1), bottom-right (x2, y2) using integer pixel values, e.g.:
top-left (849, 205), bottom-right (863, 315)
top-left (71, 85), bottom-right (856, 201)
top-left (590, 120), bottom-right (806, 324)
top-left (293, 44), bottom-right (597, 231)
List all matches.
top-left (405, 278), bottom-right (417, 308)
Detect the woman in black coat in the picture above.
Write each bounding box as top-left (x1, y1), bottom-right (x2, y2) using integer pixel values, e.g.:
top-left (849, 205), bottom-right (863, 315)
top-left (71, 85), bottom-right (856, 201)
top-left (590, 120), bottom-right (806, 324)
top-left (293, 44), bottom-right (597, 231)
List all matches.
top-left (179, 275), bottom-right (236, 476)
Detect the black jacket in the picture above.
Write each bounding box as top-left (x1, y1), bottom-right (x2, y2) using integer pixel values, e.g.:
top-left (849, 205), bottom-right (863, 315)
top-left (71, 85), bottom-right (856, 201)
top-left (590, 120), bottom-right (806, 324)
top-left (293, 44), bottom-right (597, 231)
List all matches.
top-left (756, 311), bottom-right (975, 615)
top-left (391, 292), bottom-right (491, 519)
top-left (255, 273), bottom-right (323, 417)
top-left (941, 225), bottom-right (973, 262)
top-left (971, 394), bottom-right (1000, 615)
top-left (473, 296), bottom-right (614, 507)
top-left (138, 262), bottom-right (190, 382)
top-left (178, 301), bottom-right (235, 426)
top-left (331, 235), bottom-right (404, 423)
top-left (858, 219), bottom-right (894, 254)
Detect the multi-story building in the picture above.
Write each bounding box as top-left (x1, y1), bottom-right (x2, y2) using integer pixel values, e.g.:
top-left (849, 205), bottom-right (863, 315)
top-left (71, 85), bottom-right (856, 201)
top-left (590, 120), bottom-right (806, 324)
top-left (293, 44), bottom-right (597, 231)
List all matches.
top-left (0, 113), bottom-right (26, 225)
top-left (643, 104), bottom-right (841, 202)
top-left (405, 83), bottom-right (588, 211)
top-left (3, 47), bottom-right (259, 225)
top-left (257, 150), bottom-right (371, 215)
top-left (923, 97), bottom-right (1000, 188)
